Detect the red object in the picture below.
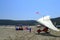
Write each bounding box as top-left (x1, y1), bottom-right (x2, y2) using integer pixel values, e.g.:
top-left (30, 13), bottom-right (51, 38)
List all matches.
top-left (19, 27), bottom-right (23, 30)
top-left (42, 27), bottom-right (48, 32)
top-left (24, 27), bottom-right (29, 30)
top-left (37, 29), bottom-right (41, 33)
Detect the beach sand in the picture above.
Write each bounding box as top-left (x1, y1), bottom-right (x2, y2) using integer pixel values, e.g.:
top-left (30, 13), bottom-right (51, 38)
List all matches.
top-left (0, 26), bottom-right (60, 40)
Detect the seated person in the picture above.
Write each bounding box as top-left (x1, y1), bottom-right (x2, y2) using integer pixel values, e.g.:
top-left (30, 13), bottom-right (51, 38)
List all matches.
top-left (42, 27), bottom-right (49, 33)
top-left (37, 29), bottom-right (41, 34)
top-left (19, 27), bottom-right (23, 30)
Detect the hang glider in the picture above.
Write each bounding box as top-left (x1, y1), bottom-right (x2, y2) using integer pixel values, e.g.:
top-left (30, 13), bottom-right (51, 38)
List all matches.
top-left (37, 16), bottom-right (60, 31)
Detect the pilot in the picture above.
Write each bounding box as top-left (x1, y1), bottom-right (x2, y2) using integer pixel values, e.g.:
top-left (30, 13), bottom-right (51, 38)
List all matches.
top-left (42, 27), bottom-right (49, 33)
top-left (37, 28), bottom-right (41, 34)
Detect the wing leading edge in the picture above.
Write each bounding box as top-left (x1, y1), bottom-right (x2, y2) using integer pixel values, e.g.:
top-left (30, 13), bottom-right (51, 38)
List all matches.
top-left (37, 16), bottom-right (60, 31)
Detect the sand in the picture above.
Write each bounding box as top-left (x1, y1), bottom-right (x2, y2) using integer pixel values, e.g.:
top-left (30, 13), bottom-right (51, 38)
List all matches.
top-left (0, 25), bottom-right (60, 40)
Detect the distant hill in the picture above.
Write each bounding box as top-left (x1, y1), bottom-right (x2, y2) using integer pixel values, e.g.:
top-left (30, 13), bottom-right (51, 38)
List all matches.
top-left (0, 17), bottom-right (60, 26)
top-left (51, 17), bottom-right (60, 25)
top-left (0, 20), bottom-right (38, 26)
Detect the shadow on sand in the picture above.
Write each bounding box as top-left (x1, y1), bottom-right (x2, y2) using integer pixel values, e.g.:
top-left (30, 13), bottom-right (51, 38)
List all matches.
top-left (35, 33), bottom-right (60, 37)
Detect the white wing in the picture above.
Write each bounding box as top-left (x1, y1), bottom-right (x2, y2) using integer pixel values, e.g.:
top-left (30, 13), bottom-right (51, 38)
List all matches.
top-left (37, 16), bottom-right (60, 31)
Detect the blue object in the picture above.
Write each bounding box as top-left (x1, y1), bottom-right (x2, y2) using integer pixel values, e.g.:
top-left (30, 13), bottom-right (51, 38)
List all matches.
top-left (16, 27), bottom-right (19, 30)
top-left (27, 28), bottom-right (31, 31)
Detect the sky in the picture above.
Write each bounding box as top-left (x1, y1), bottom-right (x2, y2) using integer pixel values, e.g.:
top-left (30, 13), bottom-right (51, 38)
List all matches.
top-left (0, 0), bottom-right (60, 20)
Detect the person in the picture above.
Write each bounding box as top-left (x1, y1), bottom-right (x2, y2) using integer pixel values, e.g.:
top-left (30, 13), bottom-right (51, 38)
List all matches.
top-left (29, 28), bottom-right (31, 32)
top-left (26, 27), bottom-right (32, 33)
top-left (23, 26), bottom-right (28, 30)
top-left (16, 27), bottom-right (19, 30)
top-left (19, 26), bottom-right (23, 30)
top-left (15, 25), bottom-right (19, 30)
top-left (42, 27), bottom-right (49, 33)
top-left (37, 29), bottom-right (41, 34)
top-left (18, 24), bottom-right (23, 30)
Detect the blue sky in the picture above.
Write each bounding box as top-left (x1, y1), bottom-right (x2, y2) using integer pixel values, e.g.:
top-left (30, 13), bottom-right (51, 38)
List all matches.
top-left (0, 0), bottom-right (60, 20)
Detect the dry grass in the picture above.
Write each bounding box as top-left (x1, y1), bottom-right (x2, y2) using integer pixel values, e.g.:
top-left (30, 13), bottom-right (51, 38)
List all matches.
top-left (0, 26), bottom-right (60, 40)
